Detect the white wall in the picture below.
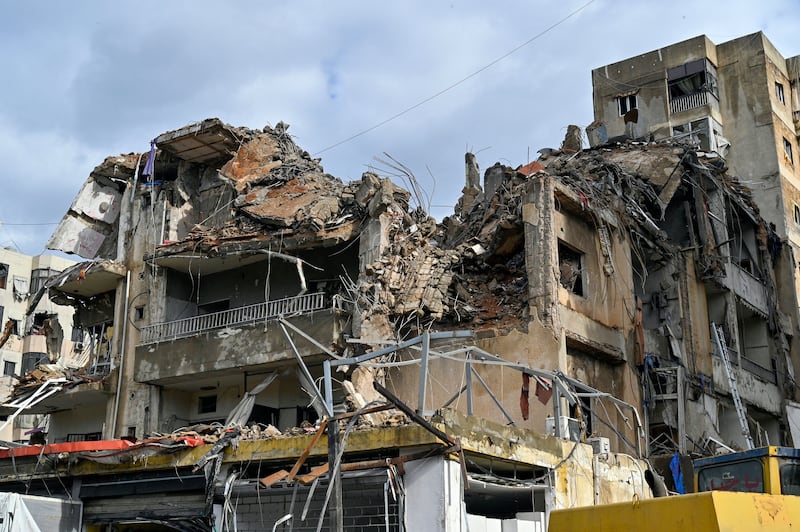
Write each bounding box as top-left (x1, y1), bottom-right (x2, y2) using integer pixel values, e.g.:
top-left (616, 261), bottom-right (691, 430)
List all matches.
top-left (404, 455), bottom-right (464, 532)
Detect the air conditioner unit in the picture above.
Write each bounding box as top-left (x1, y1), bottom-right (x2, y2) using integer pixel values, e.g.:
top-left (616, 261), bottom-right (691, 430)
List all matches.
top-left (546, 416), bottom-right (581, 442)
top-left (588, 436), bottom-right (610, 455)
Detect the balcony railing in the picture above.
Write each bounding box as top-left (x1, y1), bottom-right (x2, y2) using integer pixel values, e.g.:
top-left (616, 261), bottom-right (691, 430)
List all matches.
top-left (670, 91), bottom-right (709, 114)
top-left (139, 292), bottom-right (327, 344)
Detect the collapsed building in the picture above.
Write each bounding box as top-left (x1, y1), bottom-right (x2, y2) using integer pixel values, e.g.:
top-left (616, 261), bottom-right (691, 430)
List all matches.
top-left (0, 118), bottom-right (796, 530)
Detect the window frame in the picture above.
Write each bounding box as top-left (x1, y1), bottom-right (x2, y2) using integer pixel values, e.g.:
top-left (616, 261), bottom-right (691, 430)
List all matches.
top-left (0, 263), bottom-right (8, 290)
top-left (776, 81), bottom-right (786, 104)
top-left (784, 137), bottom-right (794, 165)
top-left (616, 94), bottom-right (638, 116)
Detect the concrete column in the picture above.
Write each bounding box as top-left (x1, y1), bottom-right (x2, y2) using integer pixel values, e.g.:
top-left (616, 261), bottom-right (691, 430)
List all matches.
top-left (523, 175), bottom-right (560, 332)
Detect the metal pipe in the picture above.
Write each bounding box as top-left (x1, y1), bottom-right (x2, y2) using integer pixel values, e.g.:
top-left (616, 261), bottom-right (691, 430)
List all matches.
top-left (111, 270), bottom-right (131, 437)
top-left (418, 332), bottom-right (430, 414)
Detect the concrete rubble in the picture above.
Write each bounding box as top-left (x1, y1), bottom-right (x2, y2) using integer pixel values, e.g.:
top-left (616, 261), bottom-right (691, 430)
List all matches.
top-left (2, 117), bottom-right (797, 530)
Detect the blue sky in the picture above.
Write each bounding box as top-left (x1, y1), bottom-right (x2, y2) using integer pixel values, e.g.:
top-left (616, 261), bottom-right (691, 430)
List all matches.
top-left (1, 0), bottom-right (798, 254)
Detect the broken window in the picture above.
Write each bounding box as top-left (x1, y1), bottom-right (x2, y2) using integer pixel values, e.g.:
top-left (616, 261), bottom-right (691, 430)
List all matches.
top-left (198, 395), bottom-right (217, 414)
top-left (737, 300), bottom-right (774, 383)
top-left (617, 94), bottom-right (637, 116)
top-left (12, 276), bottom-right (28, 302)
top-left (0, 263), bottom-right (8, 290)
top-left (30, 268), bottom-right (59, 295)
top-left (776, 82), bottom-right (786, 104)
top-left (727, 205), bottom-right (763, 279)
top-left (668, 59), bottom-right (719, 99)
top-left (784, 138), bottom-right (794, 165)
top-left (558, 241), bottom-right (585, 296)
top-left (3, 361), bottom-right (14, 376)
top-left (672, 118), bottom-right (722, 152)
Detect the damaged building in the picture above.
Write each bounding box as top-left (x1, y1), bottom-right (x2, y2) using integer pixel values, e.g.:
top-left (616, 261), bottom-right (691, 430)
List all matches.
top-left (0, 116), bottom-right (796, 530)
top-left (0, 248), bottom-right (77, 442)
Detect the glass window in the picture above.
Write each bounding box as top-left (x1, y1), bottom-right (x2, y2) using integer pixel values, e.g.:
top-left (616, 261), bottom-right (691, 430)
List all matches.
top-left (697, 458), bottom-right (764, 492)
top-left (3, 361), bottom-right (15, 376)
top-left (780, 461), bottom-right (800, 495)
top-left (776, 82), bottom-right (786, 104)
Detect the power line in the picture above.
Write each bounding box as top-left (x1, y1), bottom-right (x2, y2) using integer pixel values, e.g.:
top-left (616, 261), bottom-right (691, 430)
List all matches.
top-left (314, 0), bottom-right (597, 155)
top-left (0, 222), bottom-right (59, 226)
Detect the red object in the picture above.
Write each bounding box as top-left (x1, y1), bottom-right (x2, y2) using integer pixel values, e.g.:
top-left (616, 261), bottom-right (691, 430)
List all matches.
top-left (0, 436), bottom-right (205, 459)
top-left (520, 374), bottom-right (530, 421)
top-left (0, 439), bottom-right (134, 459)
top-left (535, 377), bottom-right (553, 405)
top-left (518, 161), bottom-right (545, 176)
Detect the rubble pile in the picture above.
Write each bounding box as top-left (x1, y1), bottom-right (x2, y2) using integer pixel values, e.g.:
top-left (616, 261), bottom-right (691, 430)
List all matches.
top-left (440, 162), bottom-right (532, 329)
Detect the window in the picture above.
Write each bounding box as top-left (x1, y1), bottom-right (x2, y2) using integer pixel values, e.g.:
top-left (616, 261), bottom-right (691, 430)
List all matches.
top-left (668, 59), bottom-right (719, 100)
top-left (0, 263), bottom-right (8, 290)
top-left (785, 137), bottom-right (794, 164)
top-left (673, 119), bottom-right (713, 151)
top-left (794, 204), bottom-right (800, 226)
top-left (617, 94), bottom-right (637, 116)
top-left (30, 268), bottom-right (59, 295)
top-left (3, 361), bottom-right (15, 376)
top-left (558, 241), bottom-right (585, 296)
top-left (780, 459), bottom-right (800, 495)
top-left (198, 395), bottom-right (217, 414)
top-left (134, 306), bottom-right (145, 321)
top-left (697, 459), bottom-right (764, 493)
top-left (776, 82), bottom-right (786, 104)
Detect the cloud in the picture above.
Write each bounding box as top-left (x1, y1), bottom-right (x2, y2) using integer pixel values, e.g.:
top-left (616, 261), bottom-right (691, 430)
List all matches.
top-left (0, 0), bottom-right (798, 254)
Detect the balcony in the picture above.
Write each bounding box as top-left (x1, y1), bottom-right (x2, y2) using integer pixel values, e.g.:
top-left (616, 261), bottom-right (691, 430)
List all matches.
top-left (669, 90), bottom-right (709, 114)
top-left (741, 356), bottom-right (777, 385)
top-left (135, 293), bottom-right (346, 386)
top-left (139, 292), bottom-right (327, 344)
top-left (727, 263), bottom-right (768, 317)
top-left (712, 354), bottom-right (781, 414)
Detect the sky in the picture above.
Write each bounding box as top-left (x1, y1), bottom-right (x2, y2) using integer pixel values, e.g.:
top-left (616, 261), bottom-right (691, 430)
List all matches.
top-left (1, 0), bottom-right (798, 256)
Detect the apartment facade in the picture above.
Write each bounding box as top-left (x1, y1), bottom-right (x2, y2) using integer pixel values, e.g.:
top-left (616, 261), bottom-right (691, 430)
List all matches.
top-left (0, 119), bottom-right (662, 529)
top-left (0, 113), bottom-right (795, 528)
top-left (0, 248), bottom-right (76, 441)
top-left (592, 32), bottom-right (800, 295)
top-left (593, 33), bottom-right (800, 454)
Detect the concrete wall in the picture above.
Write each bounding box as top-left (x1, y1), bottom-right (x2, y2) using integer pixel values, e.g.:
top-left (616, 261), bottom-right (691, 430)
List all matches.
top-left (48, 401), bottom-right (107, 442)
top-left (134, 310), bottom-right (339, 385)
top-left (592, 35), bottom-right (717, 141)
top-left (405, 456), bottom-right (464, 532)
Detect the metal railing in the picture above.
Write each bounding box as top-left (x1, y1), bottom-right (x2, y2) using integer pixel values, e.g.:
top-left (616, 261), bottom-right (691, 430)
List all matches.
top-left (139, 292), bottom-right (327, 344)
top-left (670, 91), bottom-right (709, 114)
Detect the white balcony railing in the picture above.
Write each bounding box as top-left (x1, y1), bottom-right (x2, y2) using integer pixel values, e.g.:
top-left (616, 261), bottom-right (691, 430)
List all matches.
top-left (139, 292), bottom-right (327, 344)
top-left (669, 91), bottom-right (709, 114)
